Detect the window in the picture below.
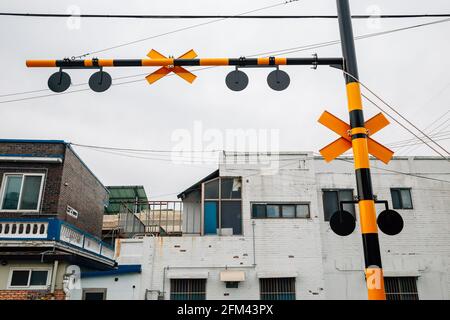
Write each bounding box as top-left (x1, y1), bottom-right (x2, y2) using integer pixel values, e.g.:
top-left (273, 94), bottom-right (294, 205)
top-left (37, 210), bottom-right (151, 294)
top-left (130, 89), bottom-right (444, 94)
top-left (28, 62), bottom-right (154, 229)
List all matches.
top-left (9, 268), bottom-right (50, 289)
top-left (203, 177), bottom-right (242, 236)
top-left (0, 174), bottom-right (44, 211)
top-left (322, 189), bottom-right (355, 222)
top-left (391, 188), bottom-right (413, 209)
top-left (385, 277), bottom-right (419, 300)
top-left (260, 278), bottom-right (296, 300)
top-left (252, 203), bottom-right (310, 219)
top-left (82, 289), bottom-right (107, 300)
top-left (170, 279), bottom-right (206, 300)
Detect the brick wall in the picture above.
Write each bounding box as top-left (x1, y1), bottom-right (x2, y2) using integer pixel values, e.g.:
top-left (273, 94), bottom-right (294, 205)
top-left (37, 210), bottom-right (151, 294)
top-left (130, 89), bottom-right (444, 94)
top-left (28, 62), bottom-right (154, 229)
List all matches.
top-left (0, 141), bottom-right (107, 237)
top-left (111, 154), bottom-right (450, 300)
top-left (57, 146), bottom-right (108, 237)
top-left (0, 289), bottom-right (65, 300)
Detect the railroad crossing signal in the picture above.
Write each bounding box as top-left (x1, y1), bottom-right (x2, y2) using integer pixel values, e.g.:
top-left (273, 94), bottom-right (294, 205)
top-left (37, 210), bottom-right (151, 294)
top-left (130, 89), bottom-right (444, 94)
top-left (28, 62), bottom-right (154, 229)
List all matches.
top-left (24, 0), bottom-right (408, 300)
top-left (146, 49), bottom-right (198, 84)
top-left (318, 111), bottom-right (394, 164)
top-left (26, 53), bottom-right (344, 93)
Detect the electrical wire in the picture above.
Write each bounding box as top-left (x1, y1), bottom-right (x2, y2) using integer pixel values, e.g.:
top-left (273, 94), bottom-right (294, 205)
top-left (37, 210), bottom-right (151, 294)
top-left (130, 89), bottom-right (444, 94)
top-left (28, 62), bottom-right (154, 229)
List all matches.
top-left (70, 142), bottom-right (221, 153)
top-left (2, 13), bottom-right (450, 19)
top-left (389, 130), bottom-right (450, 148)
top-left (72, 143), bottom-right (316, 164)
top-left (388, 130), bottom-right (450, 147)
top-left (335, 158), bottom-right (450, 184)
top-left (391, 136), bottom-right (450, 149)
top-left (75, 142), bottom-right (450, 184)
top-left (361, 93), bottom-right (449, 160)
top-left (2, 16), bottom-right (450, 102)
top-left (340, 70), bottom-right (450, 159)
top-left (398, 111), bottom-right (450, 154)
top-left (72, 0), bottom-right (300, 59)
top-left (249, 17), bottom-right (450, 56)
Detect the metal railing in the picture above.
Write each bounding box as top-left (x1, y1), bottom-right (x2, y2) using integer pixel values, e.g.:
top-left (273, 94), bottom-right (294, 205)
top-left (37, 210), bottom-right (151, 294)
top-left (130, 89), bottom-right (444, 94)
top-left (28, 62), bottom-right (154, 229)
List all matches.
top-left (115, 201), bottom-right (200, 236)
top-left (0, 218), bottom-right (115, 260)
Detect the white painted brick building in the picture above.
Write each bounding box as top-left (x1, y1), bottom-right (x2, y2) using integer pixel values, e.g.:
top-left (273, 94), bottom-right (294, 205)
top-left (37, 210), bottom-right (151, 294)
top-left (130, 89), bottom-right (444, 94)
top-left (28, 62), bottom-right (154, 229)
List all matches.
top-left (78, 153), bottom-right (450, 300)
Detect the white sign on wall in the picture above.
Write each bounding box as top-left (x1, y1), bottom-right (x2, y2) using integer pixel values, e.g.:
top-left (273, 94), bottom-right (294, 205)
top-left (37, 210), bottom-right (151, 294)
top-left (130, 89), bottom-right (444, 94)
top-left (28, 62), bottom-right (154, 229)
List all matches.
top-left (66, 205), bottom-right (79, 219)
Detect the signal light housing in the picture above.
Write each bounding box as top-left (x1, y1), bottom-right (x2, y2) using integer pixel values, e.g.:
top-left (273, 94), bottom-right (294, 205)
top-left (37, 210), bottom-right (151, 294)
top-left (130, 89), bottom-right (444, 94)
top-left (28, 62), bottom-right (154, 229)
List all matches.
top-left (89, 71), bottom-right (112, 92)
top-left (267, 69), bottom-right (290, 91)
top-left (48, 71), bottom-right (71, 93)
top-left (377, 209), bottom-right (404, 236)
top-left (225, 70), bottom-right (249, 91)
top-left (330, 210), bottom-right (356, 236)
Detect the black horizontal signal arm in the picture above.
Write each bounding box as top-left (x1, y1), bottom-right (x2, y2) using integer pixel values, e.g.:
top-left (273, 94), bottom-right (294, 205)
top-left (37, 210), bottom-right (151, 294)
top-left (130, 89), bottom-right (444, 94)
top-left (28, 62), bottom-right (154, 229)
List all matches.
top-left (27, 56), bottom-right (343, 68)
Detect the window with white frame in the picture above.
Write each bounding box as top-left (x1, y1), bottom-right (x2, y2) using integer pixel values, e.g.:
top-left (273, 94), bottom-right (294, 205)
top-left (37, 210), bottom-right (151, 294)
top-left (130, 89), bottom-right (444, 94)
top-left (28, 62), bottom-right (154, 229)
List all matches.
top-left (0, 173), bottom-right (44, 211)
top-left (8, 268), bottom-right (51, 289)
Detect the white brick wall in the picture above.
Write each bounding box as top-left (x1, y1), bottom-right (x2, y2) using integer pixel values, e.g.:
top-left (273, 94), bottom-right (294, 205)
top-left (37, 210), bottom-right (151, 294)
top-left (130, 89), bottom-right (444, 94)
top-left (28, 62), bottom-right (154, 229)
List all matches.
top-left (105, 153), bottom-right (450, 300)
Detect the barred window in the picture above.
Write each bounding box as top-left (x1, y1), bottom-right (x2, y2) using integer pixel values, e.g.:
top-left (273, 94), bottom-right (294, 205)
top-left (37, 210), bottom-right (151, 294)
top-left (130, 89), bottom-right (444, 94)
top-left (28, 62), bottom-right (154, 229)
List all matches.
top-left (170, 279), bottom-right (206, 300)
top-left (260, 278), bottom-right (296, 300)
top-left (385, 277), bottom-right (419, 300)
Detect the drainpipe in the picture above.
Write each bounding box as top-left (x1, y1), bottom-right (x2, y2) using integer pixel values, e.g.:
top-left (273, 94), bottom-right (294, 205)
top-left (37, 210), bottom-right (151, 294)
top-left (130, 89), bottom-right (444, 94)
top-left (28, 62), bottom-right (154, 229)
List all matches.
top-left (148, 234), bottom-right (156, 299)
top-left (162, 266), bottom-right (167, 300)
top-left (50, 260), bottom-right (59, 295)
top-left (252, 220), bottom-right (257, 266)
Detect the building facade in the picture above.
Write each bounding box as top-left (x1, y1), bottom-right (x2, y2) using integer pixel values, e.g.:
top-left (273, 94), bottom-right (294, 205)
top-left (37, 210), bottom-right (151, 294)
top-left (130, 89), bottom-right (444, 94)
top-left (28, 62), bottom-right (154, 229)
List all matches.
top-left (0, 140), bottom-right (115, 300)
top-left (80, 152), bottom-right (450, 300)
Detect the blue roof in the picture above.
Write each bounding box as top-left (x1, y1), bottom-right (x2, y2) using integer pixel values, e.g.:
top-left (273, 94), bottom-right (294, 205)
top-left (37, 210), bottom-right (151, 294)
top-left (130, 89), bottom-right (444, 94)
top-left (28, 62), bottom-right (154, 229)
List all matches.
top-left (81, 264), bottom-right (142, 278)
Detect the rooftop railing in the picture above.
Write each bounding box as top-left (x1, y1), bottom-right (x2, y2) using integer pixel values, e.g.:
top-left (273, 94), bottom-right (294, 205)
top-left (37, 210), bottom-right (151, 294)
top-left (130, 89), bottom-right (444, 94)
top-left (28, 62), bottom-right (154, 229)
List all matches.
top-left (112, 201), bottom-right (200, 237)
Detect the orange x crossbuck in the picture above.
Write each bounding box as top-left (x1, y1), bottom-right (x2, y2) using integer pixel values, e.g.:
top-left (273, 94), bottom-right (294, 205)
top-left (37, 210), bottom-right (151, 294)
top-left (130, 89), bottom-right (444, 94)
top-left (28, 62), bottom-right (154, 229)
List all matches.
top-left (318, 111), bottom-right (394, 164)
top-left (146, 49), bottom-right (197, 84)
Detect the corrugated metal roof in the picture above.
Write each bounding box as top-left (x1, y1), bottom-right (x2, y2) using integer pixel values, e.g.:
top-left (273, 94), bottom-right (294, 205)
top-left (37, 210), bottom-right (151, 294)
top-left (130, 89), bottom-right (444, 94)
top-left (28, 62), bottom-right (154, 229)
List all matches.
top-left (107, 185), bottom-right (148, 200)
top-left (105, 185), bottom-right (148, 214)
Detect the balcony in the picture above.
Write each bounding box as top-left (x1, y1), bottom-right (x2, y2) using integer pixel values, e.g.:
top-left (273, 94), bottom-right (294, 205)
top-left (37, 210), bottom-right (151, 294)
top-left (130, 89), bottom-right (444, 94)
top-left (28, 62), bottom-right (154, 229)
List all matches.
top-left (104, 201), bottom-right (200, 238)
top-left (0, 218), bottom-right (115, 263)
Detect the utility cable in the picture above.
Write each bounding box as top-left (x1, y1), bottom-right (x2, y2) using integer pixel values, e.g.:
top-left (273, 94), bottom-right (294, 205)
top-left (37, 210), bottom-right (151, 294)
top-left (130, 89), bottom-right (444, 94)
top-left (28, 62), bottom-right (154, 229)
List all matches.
top-left (72, 0), bottom-right (300, 59)
top-left (2, 12), bottom-right (450, 19)
top-left (341, 70), bottom-right (450, 159)
top-left (2, 16), bottom-right (450, 102)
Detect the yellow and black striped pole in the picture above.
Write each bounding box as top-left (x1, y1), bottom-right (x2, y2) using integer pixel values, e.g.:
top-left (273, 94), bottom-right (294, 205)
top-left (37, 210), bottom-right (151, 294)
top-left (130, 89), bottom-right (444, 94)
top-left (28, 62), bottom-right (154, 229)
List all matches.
top-left (26, 57), bottom-right (343, 68)
top-left (337, 0), bottom-right (386, 300)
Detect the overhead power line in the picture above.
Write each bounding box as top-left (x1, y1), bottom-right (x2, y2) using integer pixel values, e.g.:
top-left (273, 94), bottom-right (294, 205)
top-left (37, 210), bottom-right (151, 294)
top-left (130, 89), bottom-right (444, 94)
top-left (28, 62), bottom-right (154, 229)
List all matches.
top-left (73, 0), bottom-right (300, 59)
top-left (2, 17), bottom-right (450, 104)
top-left (359, 92), bottom-right (450, 160)
top-left (2, 12), bottom-right (450, 19)
top-left (342, 71), bottom-right (450, 158)
top-left (71, 142), bottom-right (221, 153)
top-left (335, 158), bottom-right (450, 184)
top-left (398, 110), bottom-right (450, 155)
top-left (73, 141), bottom-right (450, 184)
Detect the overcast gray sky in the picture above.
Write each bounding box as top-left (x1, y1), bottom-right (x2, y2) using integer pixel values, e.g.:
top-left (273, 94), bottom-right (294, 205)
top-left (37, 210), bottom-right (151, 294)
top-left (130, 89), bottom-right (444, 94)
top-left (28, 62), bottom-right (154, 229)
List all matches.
top-left (1, 0), bottom-right (450, 199)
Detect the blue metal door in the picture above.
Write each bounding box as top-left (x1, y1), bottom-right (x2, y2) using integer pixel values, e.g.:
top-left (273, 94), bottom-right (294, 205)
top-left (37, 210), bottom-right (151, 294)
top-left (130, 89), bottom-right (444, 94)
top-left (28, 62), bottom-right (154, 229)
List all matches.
top-left (204, 201), bottom-right (217, 234)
